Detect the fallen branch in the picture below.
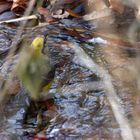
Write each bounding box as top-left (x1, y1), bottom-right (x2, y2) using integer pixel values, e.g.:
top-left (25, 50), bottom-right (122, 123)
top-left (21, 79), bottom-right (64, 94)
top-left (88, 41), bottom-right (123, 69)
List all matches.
top-left (0, 14), bottom-right (38, 24)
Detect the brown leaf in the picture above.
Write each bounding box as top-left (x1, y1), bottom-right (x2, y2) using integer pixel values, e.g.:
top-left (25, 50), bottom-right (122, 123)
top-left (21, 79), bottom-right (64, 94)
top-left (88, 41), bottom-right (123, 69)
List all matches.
top-left (0, 1), bottom-right (12, 14)
top-left (38, 7), bottom-right (56, 23)
top-left (11, 0), bottom-right (29, 16)
top-left (33, 132), bottom-right (48, 140)
top-left (65, 8), bottom-right (81, 17)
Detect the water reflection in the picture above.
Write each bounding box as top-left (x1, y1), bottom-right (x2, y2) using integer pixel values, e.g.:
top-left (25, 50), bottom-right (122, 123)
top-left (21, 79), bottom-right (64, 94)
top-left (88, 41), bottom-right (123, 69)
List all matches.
top-left (0, 17), bottom-right (140, 139)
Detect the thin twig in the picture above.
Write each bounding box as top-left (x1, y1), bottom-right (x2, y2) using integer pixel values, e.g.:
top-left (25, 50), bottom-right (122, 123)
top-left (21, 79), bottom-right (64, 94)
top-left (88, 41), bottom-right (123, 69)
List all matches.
top-left (0, 15), bottom-right (38, 24)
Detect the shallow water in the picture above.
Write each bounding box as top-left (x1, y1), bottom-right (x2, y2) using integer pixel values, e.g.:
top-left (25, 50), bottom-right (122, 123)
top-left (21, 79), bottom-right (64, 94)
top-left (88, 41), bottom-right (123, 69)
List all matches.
top-left (0, 17), bottom-right (140, 140)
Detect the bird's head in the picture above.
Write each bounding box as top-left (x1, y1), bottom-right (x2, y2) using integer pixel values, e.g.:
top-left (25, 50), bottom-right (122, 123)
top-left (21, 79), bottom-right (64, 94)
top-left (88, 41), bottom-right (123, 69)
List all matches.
top-left (31, 37), bottom-right (44, 52)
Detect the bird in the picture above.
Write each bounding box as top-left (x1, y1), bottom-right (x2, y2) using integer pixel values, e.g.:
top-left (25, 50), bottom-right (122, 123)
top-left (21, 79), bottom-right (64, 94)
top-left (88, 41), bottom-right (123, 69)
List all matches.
top-left (16, 37), bottom-right (55, 100)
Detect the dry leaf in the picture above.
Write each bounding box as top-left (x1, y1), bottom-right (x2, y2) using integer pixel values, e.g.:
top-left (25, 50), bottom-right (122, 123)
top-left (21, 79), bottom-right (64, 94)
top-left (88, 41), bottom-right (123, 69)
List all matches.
top-left (65, 8), bottom-right (81, 17)
top-left (33, 132), bottom-right (48, 140)
top-left (11, 0), bottom-right (29, 16)
top-left (0, 1), bottom-right (12, 14)
top-left (38, 7), bottom-right (56, 22)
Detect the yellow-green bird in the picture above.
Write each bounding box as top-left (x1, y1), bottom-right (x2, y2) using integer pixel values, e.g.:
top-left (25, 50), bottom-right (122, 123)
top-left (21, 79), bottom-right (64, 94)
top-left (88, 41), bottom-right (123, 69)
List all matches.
top-left (16, 37), bottom-right (55, 100)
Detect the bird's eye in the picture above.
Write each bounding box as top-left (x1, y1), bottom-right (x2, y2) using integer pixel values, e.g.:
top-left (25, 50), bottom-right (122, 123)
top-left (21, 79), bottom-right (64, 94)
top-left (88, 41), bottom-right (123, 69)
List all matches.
top-left (31, 37), bottom-right (44, 50)
top-left (37, 45), bottom-right (41, 48)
